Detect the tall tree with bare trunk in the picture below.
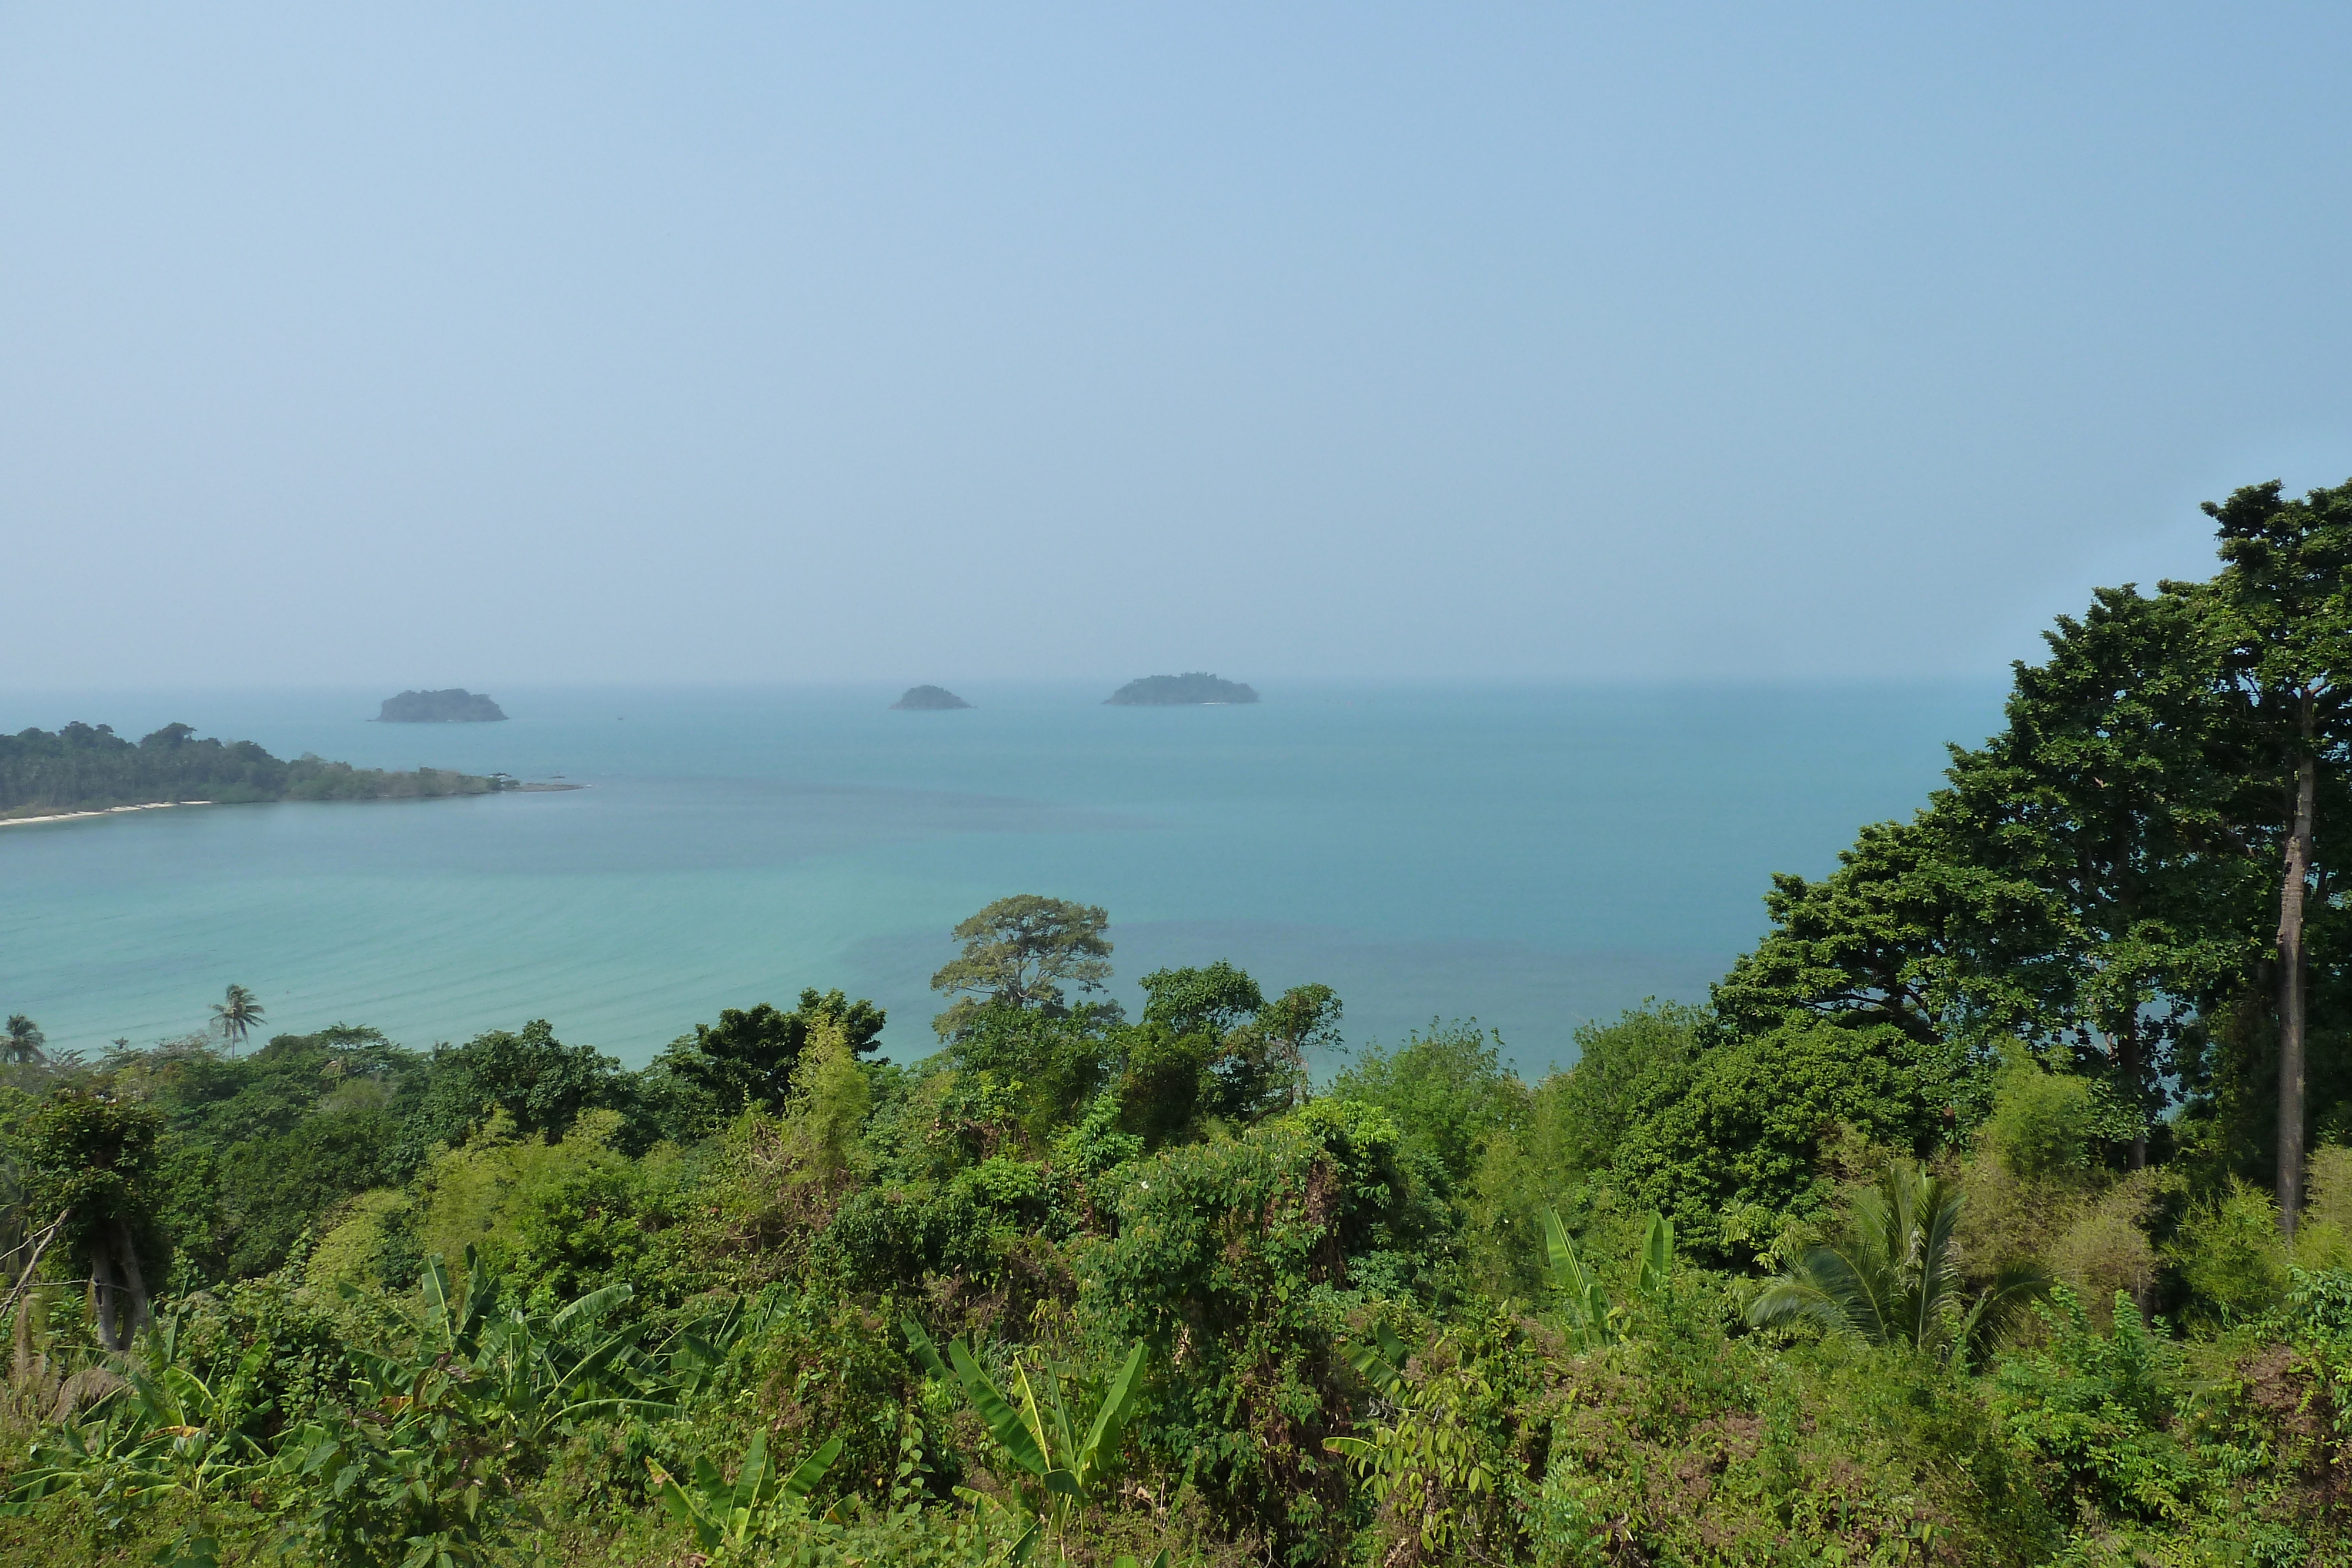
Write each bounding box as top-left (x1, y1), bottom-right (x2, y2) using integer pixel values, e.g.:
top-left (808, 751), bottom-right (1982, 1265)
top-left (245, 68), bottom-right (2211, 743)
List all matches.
top-left (24, 1089), bottom-right (164, 1351)
top-left (2200, 479), bottom-right (2352, 1238)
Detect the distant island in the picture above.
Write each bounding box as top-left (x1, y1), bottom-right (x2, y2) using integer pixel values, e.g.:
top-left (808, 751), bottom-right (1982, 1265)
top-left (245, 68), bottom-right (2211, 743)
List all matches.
top-left (0, 721), bottom-right (515, 822)
top-left (376, 688), bottom-right (508, 723)
top-left (1105, 673), bottom-right (1260, 706)
top-left (892, 685), bottom-right (973, 710)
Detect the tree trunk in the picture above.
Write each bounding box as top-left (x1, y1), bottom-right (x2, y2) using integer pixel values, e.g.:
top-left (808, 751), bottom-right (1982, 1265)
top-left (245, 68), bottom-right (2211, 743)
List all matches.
top-left (2277, 705), bottom-right (2317, 1241)
top-left (2119, 1011), bottom-right (2147, 1171)
top-left (114, 1226), bottom-right (151, 1343)
top-left (88, 1247), bottom-right (123, 1353)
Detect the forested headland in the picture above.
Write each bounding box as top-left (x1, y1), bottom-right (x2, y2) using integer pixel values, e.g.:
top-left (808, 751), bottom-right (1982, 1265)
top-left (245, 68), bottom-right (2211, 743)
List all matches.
top-left (4, 478), bottom-right (2352, 1566)
top-left (0, 723), bottom-right (512, 819)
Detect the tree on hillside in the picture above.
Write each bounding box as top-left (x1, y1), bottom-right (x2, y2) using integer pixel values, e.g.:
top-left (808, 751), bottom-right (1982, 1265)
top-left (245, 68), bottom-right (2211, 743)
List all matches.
top-left (1133, 965), bottom-right (1342, 1121)
top-left (1140, 961), bottom-right (1264, 1038)
top-left (930, 895), bottom-right (1113, 1040)
top-left (211, 984), bottom-right (265, 1051)
top-left (654, 989), bottom-right (886, 1120)
top-left (407, 1019), bottom-right (629, 1151)
top-left (1242, 982), bottom-right (1345, 1111)
top-left (1710, 812), bottom-right (2057, 1055)
top-left (2199, 478), bottom-right (2352, 1237)
top-left (1943, 584), bottom-right (2257, 1167)
top-left (25, 1088), bottom-right (166, 1350)
top-left (3, 1014), bottom-right (43, 1066)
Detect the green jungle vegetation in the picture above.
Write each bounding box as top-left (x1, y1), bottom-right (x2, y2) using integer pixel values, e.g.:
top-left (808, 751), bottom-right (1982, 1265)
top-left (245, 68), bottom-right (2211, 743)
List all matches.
top-left (4, 477), bottom-right (2352, 1565)
top-left (0, 723), bottom-right (512, 819)
top-left (1104, 674), bottom-right (1259, 706)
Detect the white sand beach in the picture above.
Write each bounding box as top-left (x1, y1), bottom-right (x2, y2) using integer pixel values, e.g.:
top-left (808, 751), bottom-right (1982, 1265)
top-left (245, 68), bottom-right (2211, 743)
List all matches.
top-left (0, 800), bottom-right (215, 828)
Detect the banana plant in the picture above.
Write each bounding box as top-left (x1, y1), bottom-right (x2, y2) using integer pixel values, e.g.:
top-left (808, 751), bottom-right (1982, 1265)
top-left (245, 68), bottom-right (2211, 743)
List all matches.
top-left (288, 1250), bottom-right (679, 1568)
top-left (401, 1248), bottom-right (676, 1444)
top-left (903, 1318), bottom-right (1146, 1553)
top-left (647, 1429), bottom-right (841, 1558)
top-left (1540, 1207), bottom-right (1675, 1350)
top-left (1542, 1206), bottom-right (1619, 1350)
top-left (653, 1286), bottom-right (787, 1402)
top-left (1638, 1211), bottom-right (1676, 1298)
top-left (1338, 1320), bottom-right (1414, 1397)
top-left (0, 1301), bottom-right (266, 1566)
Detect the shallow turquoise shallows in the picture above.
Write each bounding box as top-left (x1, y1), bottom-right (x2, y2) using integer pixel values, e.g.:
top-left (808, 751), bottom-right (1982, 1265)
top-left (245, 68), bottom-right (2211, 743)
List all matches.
top-left (0, 682), bottom-right (2000, 1072)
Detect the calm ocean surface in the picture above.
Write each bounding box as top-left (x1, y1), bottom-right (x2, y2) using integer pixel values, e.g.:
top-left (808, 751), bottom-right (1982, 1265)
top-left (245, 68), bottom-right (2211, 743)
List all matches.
top-left (0, 683), bottom-right (2002, 1073)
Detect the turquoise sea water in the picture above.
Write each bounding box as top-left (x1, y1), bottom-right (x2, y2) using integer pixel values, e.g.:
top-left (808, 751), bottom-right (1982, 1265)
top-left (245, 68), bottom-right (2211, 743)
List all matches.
top-left (0, 683), bottom-right (2002, 1072)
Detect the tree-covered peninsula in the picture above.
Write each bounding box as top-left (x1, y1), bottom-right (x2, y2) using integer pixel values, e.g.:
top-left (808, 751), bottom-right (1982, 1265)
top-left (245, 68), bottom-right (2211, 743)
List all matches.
top-left (0, 721), bottom-right (512, 819)
top-left (375, 688), bottom-right (507, 722)
top-left (5, 479), bottom-right (2352, 1566)
top-left (1105, 671), bottom-right (1259, 705)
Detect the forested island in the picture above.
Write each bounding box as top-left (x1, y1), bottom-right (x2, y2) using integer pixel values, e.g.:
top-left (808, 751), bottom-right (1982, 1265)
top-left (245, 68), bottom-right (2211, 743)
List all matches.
top-left (4, 479), bottom-right (2352, 1565)
top-left (375, 688), bottom-right (507, 722)
top-left (0, 721), bottom-right (512, 819)
top-left (1106, 671), bottom-right (1259, 705)
top-left (891, 684), bottom-right (973, 710)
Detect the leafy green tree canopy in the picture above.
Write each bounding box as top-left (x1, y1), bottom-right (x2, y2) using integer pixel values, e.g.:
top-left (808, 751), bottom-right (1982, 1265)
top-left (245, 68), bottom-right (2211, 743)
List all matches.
top-left (1614, 1018), bottom-right (1957, 1259)
top-left (654, 989), bottom-right (885, 1121)
top-left (930, 894), bottom-right (1112, 1039)
top-left (2200, 477), bottom-right (2352, 1234)
top-left (25, 1087), bottom-right (167, 1349)
top-left (1139, 961), bottom-right (1264, 1038)
top-left (408, 1020), bottom-right (630, 1152)
top-left (1325, 1022), bottom-right (1525, 1192)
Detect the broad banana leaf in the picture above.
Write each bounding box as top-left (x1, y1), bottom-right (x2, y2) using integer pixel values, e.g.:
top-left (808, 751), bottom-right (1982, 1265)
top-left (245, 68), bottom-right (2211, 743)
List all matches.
top-left (1077, 1340), bottom-right (1147, 1486)
top-left (547, 1282), bottom-right (633, 1337)
top-left (1542, 1206), bottom-right (1615, 1347)
top-left (729, 1429), bottom-right (771, 1521)
top-left (902, 1317), bottom-right (953, 1383)
top-left (778, 1435), bottom-right (842, 1500)
top-left (1340, 1339), bottom-right (1404, 1393)
top-left (1638, 1213), bottom-right (1675, 1298)
top-left (950, 1340), bottom-right (1051, 1477)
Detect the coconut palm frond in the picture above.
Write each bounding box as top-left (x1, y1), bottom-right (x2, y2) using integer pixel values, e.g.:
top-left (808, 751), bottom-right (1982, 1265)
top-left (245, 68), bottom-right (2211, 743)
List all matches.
top-left (209, 987), bottom-right (264, 1051)
top-left (1749, 1161), bottom-right (2041, 1366)
top-left (1954, 1259), bottom-right (2056, 1373)
top-left (2, 1015), bottom-right (43, 1066)
top-left (1749, 1242), bottom-right (1892, 1343)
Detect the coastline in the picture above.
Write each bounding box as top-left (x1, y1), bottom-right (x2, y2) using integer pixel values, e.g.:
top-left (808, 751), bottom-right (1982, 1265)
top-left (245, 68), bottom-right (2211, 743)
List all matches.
top-left (1, 783), bottom-right (582, 828)
top-left (0, 800), bottom-right (217, 828)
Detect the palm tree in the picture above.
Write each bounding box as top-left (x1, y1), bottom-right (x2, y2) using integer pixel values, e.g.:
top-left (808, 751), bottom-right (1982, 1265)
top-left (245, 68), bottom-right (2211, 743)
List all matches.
top-left (1748, 1161), bottom-right (2049, 1369)
top-left (2, 1014), bottom-right (43, 1066)
top-left (211, 985), bottom-right (265, 1051)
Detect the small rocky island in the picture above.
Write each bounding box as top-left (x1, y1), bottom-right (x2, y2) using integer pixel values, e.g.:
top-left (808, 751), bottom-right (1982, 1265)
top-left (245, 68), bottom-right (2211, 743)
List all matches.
top-left (1105, 673), bottom-right (1259, 706)
top-left (376, 688), bottom-right (509, 723)
top-left (892, 685), bottom-right (973, 710)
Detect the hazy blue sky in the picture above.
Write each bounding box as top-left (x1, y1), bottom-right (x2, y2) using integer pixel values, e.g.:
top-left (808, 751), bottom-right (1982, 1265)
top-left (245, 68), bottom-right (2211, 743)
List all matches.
top-left (5, 4), bottom-right (2349, 689)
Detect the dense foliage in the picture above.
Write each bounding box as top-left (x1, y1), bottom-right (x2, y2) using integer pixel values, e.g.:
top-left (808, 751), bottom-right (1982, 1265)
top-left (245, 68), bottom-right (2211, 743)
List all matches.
top-left (6, 480), bottom-right (2352, 1565)
top-left (0, 722), bottom-right (510, 817)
